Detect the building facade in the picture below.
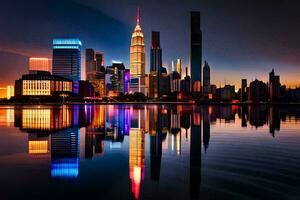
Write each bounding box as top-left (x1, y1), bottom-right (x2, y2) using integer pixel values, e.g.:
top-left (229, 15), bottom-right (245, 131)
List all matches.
top-left (240, 79), bottom-right (247, 102)
top-left (150, 31), bottom-right (162, 73)
top-left (29, 57), bottom-right (51, 73)
top-left (15, 71), bottom-right (72, 97)
top-left (202, 61), bottom-right (211, 97)
top-left (149, 31), bottom-right (162, 98)
top-left (250, 79), bottom-right (267, 102)
top-left (269, 69), bottom-right (281, 101)
top-left (85, 48), bottom-right (106, 97)
top-left (52, 38), bottom-right (82, 94)
top-left (106, 63), bottom-right (130, 96)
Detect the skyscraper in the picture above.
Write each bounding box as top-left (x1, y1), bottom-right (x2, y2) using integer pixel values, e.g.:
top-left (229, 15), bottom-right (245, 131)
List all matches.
top-left (190, 12), bottom-right (202, 95)
top-left (149, 31), bottom-right (162, 98)
top-left (250, 79), bottom-right (268, 102)
top-left (171, 59), bottom-right (182, 75)
top-left (95, 52), bottom-right (104, 71)
top-left (129, 8), bottom-right (146, 94)
top-left (106, 62), bottom-right (130, 96)
top-left (85, 48), bottom-right (106, 97)
top-left (85, 48), bottom-right (96, 79)
top-left (150, 31), bottom-right (162, 73)
top-left (52, 38), bottom-right (82, 94)
top-left (203, 61), bottom-right (210, 97)
top-left (241, 79), bottom-right (247, 102)
top-left (269, 69), bottom-right (281, 101)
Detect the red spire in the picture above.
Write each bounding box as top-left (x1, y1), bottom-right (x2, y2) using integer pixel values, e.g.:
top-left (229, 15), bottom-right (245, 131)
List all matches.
top-left (136, 7), bottom-right (140, 25)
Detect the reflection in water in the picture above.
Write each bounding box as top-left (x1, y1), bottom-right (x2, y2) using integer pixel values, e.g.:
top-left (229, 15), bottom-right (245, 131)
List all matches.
top-left (129, 108), bottom-right (145, 200)
top-left (0, 105), bottom-right (300, 199)
top-left (51, 128), bottom-right (79, 178)
top-left (190, 106), bottom-right (202, 199)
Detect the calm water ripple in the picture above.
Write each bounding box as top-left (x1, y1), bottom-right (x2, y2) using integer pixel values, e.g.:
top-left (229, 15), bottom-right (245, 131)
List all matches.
top-left (0, 105), bottom-right (299, 200)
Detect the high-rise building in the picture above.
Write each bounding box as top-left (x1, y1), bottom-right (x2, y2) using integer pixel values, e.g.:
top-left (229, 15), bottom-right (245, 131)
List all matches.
top-left (149, 31), bottom-right (162, 98)
top-left (176, 59), bottom-right (182, 75)
top-left (29, 58), bottom-right (51, 73)
top-left (85, 48), bottom-right (106, 97)
top-left (190, 11), bottom-right (202, 95)
top-left (203, 61), bottom-right (210, 97)
top-left (269, 69), bottom-right (281, 101)
top-left (171, 59), bottom-right (182, 74)
top-left (85, 48), bottom-right (97, 79)
top-left (150, 31), bottom-right (162, 73)
top-left (240, 79), bottom-right (247, 102)
top-left (129, 8), bottom-right (146, 94)
top-left (171, 71), bottom-right (181, 93)
top-left (106, 63), bottom-right (130, 96)
top-left (159, 67), bottom-right (170, 96)
top-left (52, 38), bottom-right (82, 94)
top-left (250, 79), bottom-right (267, 102)
top-left (217, 85), bottom-right (235, 101)
top-left (95, 52), bottom-right (104, 71)
top-left (180, 67), bottom-right (191, 94)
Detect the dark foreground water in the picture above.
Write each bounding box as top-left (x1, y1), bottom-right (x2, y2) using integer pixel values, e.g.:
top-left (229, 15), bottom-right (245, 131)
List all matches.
top-left (0, 105), bottom-right (299, 200)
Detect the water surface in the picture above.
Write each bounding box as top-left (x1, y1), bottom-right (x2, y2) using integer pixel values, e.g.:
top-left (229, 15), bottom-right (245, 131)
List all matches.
top-left (0, 105), bottom-right (299, 200)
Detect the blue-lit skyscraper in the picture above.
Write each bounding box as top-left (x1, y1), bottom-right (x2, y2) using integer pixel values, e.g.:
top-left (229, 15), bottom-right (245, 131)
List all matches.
top-left (52, 38), bottom-right (82, 94)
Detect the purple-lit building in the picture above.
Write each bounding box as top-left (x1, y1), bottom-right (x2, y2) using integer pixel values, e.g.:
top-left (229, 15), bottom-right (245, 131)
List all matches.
top-left (106, 63), bottom-right (130, 96)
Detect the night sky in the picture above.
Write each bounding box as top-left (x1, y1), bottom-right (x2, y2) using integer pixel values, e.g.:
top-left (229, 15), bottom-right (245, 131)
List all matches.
top-left (1, 0), bottom-right (300, 88)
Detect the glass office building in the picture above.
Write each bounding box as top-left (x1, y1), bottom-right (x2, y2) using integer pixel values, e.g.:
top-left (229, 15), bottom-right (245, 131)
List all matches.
top-left (52, 38), bottom-right (82, 94)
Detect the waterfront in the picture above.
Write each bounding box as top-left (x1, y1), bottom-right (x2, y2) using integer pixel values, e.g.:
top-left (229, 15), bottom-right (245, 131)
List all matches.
top-left (0, 105), bottom-right (299, 200)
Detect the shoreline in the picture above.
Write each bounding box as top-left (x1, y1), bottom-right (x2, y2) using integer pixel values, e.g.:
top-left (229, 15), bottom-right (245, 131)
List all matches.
top-left (0, 102), bottom-right (300, 106)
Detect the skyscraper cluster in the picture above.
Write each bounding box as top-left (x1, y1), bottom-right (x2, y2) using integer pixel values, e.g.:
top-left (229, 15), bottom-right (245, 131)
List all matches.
top-left (9, 9), bottom-right (298, 103)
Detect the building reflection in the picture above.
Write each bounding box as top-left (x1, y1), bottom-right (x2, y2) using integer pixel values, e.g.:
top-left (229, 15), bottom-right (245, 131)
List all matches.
top-left (149, 105), bottom-right (162, 181)
top-left (7, 104), bottom-right (300, 197)
top-left (51, 128), bottom-right (80, 178)
top-left (249, 106), bottom-right (268, 128)
top-left (28, 133), bottom-right (49, 154)
top-left (14, 106), bottom-right (72, 132)
top-left (129, 107), bottom-right (145, 200)
top-left (269, 106), bottom-right (280, 137)
top-left (0, 108), bottom-right (14, 127)
top-left (83, 105), bottom-right (131, 159)
top-left (190, 106), bottom-right (202, 199)
top-left (203, 106), bottom-right (210, 153)
top-left (170, 107), bottom-right (182, 155)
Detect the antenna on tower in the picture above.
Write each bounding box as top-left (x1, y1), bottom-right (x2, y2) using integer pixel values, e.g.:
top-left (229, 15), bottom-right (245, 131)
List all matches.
top-left (137, 7), bottom-right (140, 25)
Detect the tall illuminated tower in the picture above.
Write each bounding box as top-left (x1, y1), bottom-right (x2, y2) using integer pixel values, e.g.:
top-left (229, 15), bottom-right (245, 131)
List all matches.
top-left (190, 12), bottom-right (202, 95)
top-left (52, 38), bottom-right (82, 94)
top-left (129, 8), bottom-right (146, 94)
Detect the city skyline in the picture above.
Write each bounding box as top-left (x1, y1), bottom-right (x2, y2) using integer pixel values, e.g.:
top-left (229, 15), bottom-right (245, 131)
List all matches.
top-left (1, 0), bottom-right (300, 88)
